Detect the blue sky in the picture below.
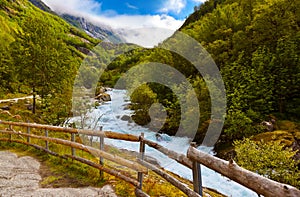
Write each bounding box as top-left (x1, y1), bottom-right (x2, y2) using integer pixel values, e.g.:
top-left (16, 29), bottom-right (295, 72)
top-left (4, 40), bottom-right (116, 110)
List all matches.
top-left (42, 0), bottom-right (205, 26)
top-left (42, 0), bottom-right (206, 46)
top-left (96, 0), bottom-right (202, 20)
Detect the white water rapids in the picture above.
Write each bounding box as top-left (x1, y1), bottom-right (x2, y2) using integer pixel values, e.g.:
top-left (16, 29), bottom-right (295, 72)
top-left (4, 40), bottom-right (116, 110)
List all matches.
top-left (72, 89), bottom-right (257, 197)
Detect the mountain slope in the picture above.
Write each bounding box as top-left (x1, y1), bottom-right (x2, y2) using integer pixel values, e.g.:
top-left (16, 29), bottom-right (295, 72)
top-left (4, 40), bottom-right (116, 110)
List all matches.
top-left (28, 0), bottom-right (122, 42)
top-left (61, 14), bottom-right (123, 42)
top-left (180, 0), bottom-right (300, 134)
top-left (0, 0), bottom-right (100, 124)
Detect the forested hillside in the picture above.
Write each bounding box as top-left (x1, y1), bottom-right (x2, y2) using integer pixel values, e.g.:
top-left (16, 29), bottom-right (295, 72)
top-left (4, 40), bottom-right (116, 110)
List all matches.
top-left (92, 0), bottom-right (300, 187)
top-left (181, 0), bottom-right (300, 139)
top-left (98, 0), bottom-right (299, 142)
top-left (0, 0), bottom-right (100, 124)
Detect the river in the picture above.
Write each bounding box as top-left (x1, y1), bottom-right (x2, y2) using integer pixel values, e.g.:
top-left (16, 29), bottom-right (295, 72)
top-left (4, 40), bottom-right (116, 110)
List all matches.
top-left (73, 89), bottom-right (257, 197)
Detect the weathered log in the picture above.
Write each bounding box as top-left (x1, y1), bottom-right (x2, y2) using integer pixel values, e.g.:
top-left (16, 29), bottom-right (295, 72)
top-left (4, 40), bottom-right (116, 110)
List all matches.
top-left (80, 130), bottom-right (139, 142)
top-left (87, 145), bottom-right (148, 174)
top-left (187, 146), bottom-right (300, 197)
top-left (0, 137), bottom-right (139, 187)
top-left (65, 155), bottom-right (139, 187)
top-left (0, 138), bottom-right (67, 159)
top-left (0, 120), bottom-right (78, 133)
top-left (0, 121), bottom-right (140, 141)
top-left (138, 159), bottom-right (200, 197)
top-left (0, 130), bottom-right (148, 174)
top-left (143, 139), bottom-right (193, 169)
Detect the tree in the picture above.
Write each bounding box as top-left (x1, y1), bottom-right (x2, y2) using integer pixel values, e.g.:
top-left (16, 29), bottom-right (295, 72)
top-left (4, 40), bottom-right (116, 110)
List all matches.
top-left (13, 16), bottom-right (77, 123)
top-left (0, 15), bottom-right (17, 95)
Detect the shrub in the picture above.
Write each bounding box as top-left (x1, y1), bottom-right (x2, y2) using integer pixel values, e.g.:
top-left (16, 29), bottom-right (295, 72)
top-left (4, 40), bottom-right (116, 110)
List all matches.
top-left (234, 138), bottom-right (300, 188)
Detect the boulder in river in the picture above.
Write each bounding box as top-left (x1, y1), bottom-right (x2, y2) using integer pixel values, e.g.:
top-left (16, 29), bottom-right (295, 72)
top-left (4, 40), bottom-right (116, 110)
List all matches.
top-left (95, 86), bottom-right (111, 95)
top-left (121, 115), bottom-right (131, 121)
top-left (95, 93), bottom-right (111, 102)
top-left (123, 104), bottom-right (132, 110)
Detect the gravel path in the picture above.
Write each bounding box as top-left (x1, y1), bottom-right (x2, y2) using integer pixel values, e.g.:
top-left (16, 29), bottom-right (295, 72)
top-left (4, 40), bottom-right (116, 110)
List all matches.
top-left (0, 96), bottom-right (33, 104)
top-left (0, 151), bottom-right (118, 197)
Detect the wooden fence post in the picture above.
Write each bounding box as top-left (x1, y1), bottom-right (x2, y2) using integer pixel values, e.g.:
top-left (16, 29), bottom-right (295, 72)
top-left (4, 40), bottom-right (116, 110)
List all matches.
top-left (191, 142), bottom-right (203, 196)
top-left (99, 126), bottom-right (104, 178)
top-left (9, 124), bottom-right (12, 141)
top-left (90, 136), bottom-right (93, 146)
top-left (27, 120), bottom-right (30, 143)
top-left (45, 129), bottom-right (49, 150)
top-left (137, 133), bottom-right (145, 189)
top-left (71, 133), bottom-right (76, 156)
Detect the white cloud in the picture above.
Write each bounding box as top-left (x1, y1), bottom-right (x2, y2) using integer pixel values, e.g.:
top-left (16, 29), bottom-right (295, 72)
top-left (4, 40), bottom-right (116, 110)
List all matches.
top-left (86, 14), bottom-right (184, 47)
top-left (41, 0), bottom-right (184, 30)
top-left (41, 0), bottom-right (184, 47)
top-left (160, 0), bottom-right (186, 14)
top-left (42, 0), bottom-right (183, 30)
top-left (86, 14), bottom-right (183, 30)
top-left (42, 0), bottom-right (101, 15)
top-left (117, 28), bottom-right (176, 48)
top-left (126, 3), bottom-right (138, 10)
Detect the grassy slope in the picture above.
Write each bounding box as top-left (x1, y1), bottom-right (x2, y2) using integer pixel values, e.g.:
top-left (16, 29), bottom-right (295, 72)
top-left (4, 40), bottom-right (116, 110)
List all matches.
top-left (0, 0), bottom-right (100, 62)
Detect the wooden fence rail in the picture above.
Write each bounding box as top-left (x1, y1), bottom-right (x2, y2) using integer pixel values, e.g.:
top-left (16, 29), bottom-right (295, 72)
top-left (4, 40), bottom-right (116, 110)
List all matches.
top-left (0, 120), bottom-right (140, 141)
top-left (1, 120), bottom-right (300, 197)
top-left (143, 138), bottom-right (193, 169)
top-left (187, 146), bottom-right (300, 197)
top-left (0, 130), bottom-right (147, 174)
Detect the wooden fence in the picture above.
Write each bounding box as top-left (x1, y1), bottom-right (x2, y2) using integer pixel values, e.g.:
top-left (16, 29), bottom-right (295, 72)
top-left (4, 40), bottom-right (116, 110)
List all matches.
top-left (0, 120), bottom-right (299, 197)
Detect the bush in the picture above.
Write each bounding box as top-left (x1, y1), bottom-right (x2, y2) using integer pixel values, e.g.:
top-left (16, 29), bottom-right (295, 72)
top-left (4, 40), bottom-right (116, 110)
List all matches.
top-left (234, 138), bottom-right (300, 188)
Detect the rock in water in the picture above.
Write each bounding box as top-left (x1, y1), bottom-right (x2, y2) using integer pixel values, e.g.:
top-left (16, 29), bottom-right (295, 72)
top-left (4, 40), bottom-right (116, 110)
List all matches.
top-left (121, 115), bottom-right (131, 121)
top-left (95, 93), bottom-right (111, 102)
top-left (261, 120), bottom-right (275, 132)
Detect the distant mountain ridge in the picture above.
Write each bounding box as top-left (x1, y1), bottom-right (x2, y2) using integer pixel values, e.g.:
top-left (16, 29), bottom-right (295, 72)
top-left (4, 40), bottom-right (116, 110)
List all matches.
top-left (28, 0), bottom-right (122, 43)
top-left (61, 14), bottom-right (123, 43)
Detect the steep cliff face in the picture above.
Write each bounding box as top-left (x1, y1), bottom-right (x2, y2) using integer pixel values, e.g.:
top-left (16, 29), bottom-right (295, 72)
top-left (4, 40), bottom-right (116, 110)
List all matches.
top-left (61, 14), bottom-right (123, 42)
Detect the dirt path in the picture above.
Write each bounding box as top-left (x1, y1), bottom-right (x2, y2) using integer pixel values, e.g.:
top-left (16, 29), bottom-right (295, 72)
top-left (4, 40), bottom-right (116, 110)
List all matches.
top-left (0, 96), bottom-right (34, 104)
top-left (0, 151), bottom-right (118, 197)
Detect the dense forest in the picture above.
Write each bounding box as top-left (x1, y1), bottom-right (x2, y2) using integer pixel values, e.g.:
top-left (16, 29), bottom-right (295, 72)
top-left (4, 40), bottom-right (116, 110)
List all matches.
top-left (92, 0), bottom-right (300, 187)
top-left (182, 0), bottom-right (300, 140)
top-left (98, 0), bottom-right (300, 141)
top-left (0, 0), bottom-right (299, 188)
